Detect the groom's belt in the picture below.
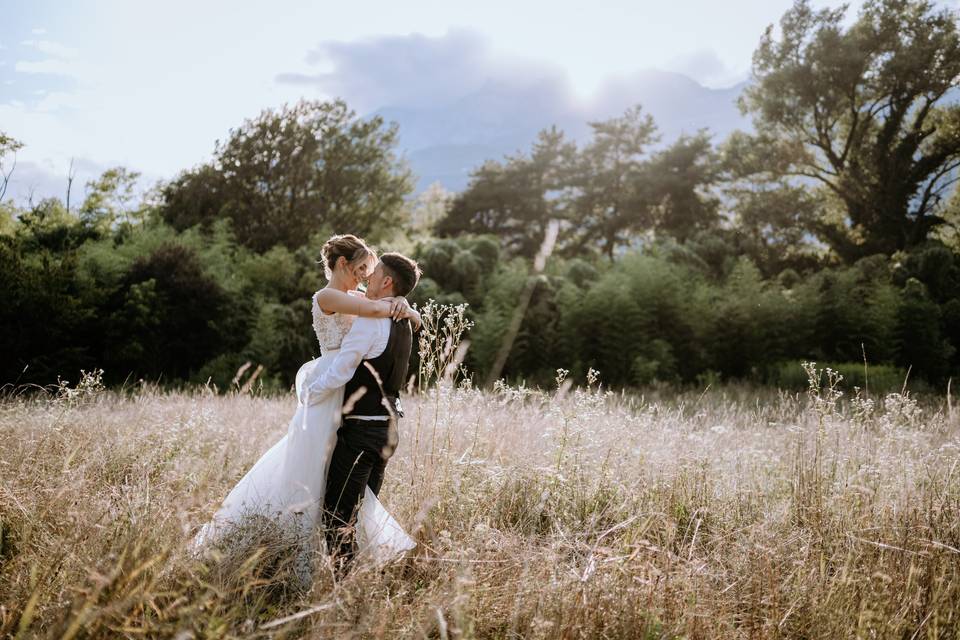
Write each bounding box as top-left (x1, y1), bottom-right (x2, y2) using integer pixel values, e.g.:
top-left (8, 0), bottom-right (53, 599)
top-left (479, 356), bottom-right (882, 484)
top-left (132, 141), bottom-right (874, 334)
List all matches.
top-left (343, 395), bottom-right (404, 420)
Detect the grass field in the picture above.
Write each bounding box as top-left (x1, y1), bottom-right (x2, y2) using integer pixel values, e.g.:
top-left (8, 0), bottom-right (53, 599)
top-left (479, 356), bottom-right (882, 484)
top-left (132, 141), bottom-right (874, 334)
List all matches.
top-left (1, 368), bottom-right (959, 638)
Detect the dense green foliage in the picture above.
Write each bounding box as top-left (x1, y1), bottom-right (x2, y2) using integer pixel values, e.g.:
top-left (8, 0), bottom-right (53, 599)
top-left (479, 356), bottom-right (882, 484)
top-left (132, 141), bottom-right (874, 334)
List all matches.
top-left (2, 0), bottom-right (959, 393)
top-left (0, 204), bottom-right (327, 390)
top-left (733, 0), bottom-right (960, 261)
top-left (8, 200), bottom-right (954, 391)
top-left (158, 99), bottom-right (411, 252)
top-left (423, 237), bottom-right (957, 389)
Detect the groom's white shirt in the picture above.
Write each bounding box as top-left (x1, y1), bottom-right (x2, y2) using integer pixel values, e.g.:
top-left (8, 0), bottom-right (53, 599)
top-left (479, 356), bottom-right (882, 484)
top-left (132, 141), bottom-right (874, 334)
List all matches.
top-left (303, 316), bottom-right (391, 419)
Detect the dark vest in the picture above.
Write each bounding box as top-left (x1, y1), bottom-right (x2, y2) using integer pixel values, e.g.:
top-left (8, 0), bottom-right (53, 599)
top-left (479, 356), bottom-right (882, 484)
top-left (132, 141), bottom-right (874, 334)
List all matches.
top-left (343, 319), bottom-right (412, 419)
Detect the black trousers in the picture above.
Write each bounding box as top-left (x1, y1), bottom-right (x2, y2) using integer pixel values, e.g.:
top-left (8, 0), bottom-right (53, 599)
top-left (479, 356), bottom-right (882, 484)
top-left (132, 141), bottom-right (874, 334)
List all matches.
top-left (323, 418), bottom-right (394, 561)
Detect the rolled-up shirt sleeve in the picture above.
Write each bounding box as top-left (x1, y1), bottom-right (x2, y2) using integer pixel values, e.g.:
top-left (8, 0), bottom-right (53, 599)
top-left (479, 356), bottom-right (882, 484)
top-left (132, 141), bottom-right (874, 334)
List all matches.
top-left (304, 318), bottom-right (378, 404)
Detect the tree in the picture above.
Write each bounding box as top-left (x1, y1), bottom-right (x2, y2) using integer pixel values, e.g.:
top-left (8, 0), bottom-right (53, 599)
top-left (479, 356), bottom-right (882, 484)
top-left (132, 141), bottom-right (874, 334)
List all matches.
top-left (80, 166), bottom-right (143, 233)
top-left (895, 277), bottom-right (953, 381)
top-left (646, 131), bottom-right (721, 242)
top-left (160, 99), bottom-right (412, 252)
top-left (16, 198), bottom-right (93, 253)
top-left (570, 106), bottom-right (660, 259)
top-left (103, 244), bottom-right (241, 382)
top-left (439, 111), bottom-right (720, 258)
top-left (436, 126), bottom-right (576, 257)
top-left (722, 132), bottom-right (825, 275)
top-left (407, 182), bottom-right (453, 233)
top-left (739, 0), bottom-right (960, 261)
top-left (415, 235), bottom-right (501, 306)
top-left (0, 236), bottom-right (95, 385)
top-left (0, 132), bottom-right (23, 204)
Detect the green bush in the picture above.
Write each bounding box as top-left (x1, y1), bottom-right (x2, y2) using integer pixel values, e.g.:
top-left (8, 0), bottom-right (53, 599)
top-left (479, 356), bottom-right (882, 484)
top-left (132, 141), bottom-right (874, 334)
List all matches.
top-left (766, 361), bottom-right (923, 394)
top-left (101, 243), bottom-right (244, 383)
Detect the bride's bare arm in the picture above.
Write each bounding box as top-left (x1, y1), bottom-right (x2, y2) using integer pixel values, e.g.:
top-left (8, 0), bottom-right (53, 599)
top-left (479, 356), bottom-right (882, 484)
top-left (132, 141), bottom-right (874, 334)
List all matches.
top-left (395, 302), bottom-right (422, 331)
top-left (315, 288), bottom-right (395, 318)
top-left (314, 289), bottom-right (421, 328)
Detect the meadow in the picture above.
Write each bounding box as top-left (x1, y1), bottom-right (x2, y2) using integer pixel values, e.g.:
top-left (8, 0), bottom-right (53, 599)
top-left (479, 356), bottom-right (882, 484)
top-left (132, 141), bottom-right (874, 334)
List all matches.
top-left (1, 363), bottom-right (959, 639)
top-left (3, 1), bottom-right (960, 637)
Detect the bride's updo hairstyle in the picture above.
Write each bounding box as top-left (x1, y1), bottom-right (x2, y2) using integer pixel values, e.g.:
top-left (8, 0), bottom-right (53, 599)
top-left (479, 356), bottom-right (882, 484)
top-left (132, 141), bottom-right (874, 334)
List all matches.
top-left (320, 234), bottom-right (374, 280)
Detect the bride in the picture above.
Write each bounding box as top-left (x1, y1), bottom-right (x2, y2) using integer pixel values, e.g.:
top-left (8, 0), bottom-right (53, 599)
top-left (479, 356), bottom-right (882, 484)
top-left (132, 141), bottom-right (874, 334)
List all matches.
top-left (193, 234), bottom-right (417, 568)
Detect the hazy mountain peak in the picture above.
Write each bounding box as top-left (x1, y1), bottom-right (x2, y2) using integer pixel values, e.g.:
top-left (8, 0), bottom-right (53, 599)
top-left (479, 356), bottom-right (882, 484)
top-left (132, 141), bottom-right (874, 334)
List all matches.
top-left (375, 68), bottom-right (750, 192)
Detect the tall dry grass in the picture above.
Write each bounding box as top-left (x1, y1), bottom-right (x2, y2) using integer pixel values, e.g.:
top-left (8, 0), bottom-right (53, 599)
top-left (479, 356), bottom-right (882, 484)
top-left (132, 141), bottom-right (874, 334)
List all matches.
top-left (1, 366), bottom-right (959, 638)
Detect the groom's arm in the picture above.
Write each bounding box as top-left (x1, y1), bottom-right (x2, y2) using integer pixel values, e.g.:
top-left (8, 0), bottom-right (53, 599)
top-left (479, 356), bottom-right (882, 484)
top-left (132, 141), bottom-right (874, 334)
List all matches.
top-left (303, 317), bottom-right (382, 405)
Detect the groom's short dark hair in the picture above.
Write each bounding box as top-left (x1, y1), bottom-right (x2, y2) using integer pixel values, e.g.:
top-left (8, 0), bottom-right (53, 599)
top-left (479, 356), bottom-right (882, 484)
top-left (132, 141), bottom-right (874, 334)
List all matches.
top-left (380, 253), bottom-right (421, 297)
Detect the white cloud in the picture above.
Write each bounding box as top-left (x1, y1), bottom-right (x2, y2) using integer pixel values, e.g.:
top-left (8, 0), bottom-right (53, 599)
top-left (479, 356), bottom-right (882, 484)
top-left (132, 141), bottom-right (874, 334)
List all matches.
top-left (15, 59), bottom-right (75, 75)
top-left (278, 29), bottom-right (495, 111)
top-left (32, 90), bottom-right (85, 113)
top-left (19, 39), bottom-right (79, 60)
top-left (11, 39), bottom-right (82, 77)
top-left (277, 28), bottom-right (569, 112)
top-left (33, 40), bottom-right (80, 59)
top-left (31, 28), bottom-right (47, 35)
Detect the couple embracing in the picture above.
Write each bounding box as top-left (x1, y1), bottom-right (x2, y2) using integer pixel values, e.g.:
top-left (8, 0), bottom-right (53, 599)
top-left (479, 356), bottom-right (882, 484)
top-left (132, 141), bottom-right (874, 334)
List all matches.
top-left (194, 234), bottom-right (422, 575)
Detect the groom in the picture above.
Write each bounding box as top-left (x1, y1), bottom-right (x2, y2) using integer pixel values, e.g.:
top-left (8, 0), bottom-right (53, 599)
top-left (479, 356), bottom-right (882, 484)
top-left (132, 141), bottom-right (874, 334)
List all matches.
top-left (304, 252), bottom-right (421, 566)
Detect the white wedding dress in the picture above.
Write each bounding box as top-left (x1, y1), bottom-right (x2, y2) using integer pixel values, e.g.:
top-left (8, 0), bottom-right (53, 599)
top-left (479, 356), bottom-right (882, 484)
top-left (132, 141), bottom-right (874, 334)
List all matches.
top-left (192, 292), bottom-right (416, 565)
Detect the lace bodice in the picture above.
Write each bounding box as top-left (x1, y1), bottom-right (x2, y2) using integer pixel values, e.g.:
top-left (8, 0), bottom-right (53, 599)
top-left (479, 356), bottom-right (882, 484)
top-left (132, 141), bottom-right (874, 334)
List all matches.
top-left (312, 292), bottom-right (355, 352)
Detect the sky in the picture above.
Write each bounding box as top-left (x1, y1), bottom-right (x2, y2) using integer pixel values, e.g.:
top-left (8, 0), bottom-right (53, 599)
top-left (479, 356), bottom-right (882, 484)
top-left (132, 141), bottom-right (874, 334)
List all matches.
top-left (4, 0), bottom-right (951, 203)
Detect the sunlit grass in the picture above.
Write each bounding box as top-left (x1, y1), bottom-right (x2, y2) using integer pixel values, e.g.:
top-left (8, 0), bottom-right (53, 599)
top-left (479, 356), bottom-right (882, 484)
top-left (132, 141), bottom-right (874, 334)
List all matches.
top-left (1, 368), bottom-right (959, 638)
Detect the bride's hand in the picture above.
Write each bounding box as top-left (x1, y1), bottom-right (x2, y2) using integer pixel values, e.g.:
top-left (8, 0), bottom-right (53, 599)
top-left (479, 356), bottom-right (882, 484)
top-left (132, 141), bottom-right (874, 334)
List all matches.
top-left (384, 296), bottom-right (422, 330)
top-left (385, 296), bottom-right (410, 321)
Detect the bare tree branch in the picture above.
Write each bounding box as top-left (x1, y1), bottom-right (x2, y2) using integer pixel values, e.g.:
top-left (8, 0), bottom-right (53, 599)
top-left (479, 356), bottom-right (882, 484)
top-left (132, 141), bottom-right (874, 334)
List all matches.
top-left (0, 152), bottom-right (17, 204)
top-left (66, 158), bottom-right (77, 214)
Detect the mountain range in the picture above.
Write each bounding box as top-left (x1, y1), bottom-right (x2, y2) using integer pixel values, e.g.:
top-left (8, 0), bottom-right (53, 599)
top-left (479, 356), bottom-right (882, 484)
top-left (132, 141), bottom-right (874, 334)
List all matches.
top-left (375, 69), bottom-right (751, 192)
